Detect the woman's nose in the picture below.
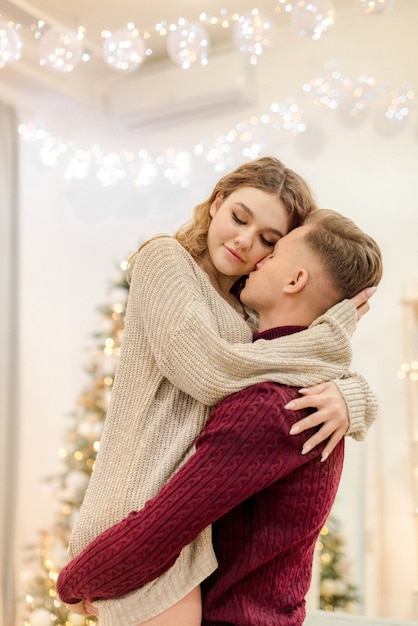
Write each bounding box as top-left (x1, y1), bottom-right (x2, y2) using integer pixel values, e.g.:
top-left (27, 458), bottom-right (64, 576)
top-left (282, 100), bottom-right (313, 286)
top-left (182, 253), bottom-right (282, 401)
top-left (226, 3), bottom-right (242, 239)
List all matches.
top-left (235, 232), bottom-right (251, 250)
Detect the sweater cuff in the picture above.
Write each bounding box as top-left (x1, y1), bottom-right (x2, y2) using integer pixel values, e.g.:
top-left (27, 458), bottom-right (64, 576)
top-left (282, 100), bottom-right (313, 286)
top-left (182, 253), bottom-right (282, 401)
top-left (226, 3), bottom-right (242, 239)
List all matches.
top-left (311, 300), bottom-right (357, 338)
top-left (333, 376), bottom-right (378, 441)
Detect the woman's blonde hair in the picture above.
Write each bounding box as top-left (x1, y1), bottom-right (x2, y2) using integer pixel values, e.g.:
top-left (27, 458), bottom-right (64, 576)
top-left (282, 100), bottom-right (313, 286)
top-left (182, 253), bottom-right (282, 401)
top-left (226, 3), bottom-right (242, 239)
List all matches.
top-left (128, 157), bottom-right (318, 281)
top-left (175, 156), bottom-right (318, 261)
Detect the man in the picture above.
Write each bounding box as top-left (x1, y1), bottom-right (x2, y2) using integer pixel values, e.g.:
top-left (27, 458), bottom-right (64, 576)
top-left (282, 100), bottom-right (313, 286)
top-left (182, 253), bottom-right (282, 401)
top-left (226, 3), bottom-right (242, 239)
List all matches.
top-left (57, 209), bottom-right (382, 625)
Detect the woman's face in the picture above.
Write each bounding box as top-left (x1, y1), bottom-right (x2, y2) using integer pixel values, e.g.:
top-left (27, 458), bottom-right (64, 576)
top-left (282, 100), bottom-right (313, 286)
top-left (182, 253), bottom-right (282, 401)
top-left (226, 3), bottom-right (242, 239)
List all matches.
top-left (205, 186), bottom-right (290, 286)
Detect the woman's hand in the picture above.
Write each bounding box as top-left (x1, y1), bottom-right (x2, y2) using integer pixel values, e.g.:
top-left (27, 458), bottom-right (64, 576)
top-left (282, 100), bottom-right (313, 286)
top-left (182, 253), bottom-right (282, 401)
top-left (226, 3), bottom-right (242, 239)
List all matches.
top-left (286, 381), bottom-right (349, 462)
top-left (66, 600), bottom-right (99, 618)
top-left (349, 285), bottom-right (377, 321)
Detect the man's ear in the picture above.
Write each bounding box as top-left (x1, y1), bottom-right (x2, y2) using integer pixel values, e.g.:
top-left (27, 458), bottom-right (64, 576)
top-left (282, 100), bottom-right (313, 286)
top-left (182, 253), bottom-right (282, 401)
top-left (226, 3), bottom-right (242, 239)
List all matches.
top-left (284, 268), bottom-right (308, 294)
top-left (209, 192), bottom-right (224, 218)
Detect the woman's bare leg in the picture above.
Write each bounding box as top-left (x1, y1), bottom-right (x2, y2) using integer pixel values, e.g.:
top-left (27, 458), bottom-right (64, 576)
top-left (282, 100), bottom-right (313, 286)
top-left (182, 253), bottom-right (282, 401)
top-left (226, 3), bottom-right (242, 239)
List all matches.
top-left (136, 586), bottom-right (202, 626)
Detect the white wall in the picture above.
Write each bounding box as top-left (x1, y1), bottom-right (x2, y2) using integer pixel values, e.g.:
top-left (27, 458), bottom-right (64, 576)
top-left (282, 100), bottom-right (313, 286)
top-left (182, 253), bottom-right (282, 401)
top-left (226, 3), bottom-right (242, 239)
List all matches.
top-left (14, 1), bottom-right (418, 622)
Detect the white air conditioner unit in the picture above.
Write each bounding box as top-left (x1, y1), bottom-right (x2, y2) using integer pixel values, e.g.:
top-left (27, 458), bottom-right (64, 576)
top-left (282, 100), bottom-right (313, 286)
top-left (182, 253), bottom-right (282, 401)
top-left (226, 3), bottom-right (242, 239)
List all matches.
top-left (103, 51), bottom-right (256, 131)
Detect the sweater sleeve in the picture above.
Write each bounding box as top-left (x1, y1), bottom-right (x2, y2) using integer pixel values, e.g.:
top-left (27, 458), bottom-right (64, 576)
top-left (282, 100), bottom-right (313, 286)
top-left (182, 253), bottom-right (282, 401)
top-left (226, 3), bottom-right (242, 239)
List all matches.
top-left (56, 384), bottom-right (315, 605)
top-left (333, 373), bottom-right (378, 440)
top-left (132, 237), bottom-right (356, 403)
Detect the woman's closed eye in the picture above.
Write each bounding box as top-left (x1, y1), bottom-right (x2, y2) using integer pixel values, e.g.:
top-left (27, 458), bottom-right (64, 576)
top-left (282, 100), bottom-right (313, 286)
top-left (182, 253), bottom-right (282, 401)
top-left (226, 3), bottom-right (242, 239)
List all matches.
top-left (260, 235), bottom-right (276, 248)
top-left (231, 211), bottom-right (278, 248)
top-left (232, 211), bottom-right (246, 225)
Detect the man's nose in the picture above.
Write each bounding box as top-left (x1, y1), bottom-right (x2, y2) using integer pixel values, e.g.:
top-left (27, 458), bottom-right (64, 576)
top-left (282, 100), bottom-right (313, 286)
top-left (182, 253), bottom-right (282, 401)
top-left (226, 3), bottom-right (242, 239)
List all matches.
top-left (255, 254), bottom-right (273, 270)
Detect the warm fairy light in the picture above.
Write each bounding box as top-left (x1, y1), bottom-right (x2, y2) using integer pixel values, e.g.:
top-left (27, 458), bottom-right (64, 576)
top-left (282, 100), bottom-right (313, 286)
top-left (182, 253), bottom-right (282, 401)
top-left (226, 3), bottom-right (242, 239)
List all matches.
top-left (74, 450), bottom-right (83, 460)
top-left (58, 448), bottom-right (68, 458)
top-left (398, 361), bottom-right (418, 380)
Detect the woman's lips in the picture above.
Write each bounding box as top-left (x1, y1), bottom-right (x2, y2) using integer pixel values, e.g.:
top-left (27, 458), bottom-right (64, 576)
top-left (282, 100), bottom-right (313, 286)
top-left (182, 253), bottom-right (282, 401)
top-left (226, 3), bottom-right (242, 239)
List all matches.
top-left (224, 245), bottom-right (244, 263)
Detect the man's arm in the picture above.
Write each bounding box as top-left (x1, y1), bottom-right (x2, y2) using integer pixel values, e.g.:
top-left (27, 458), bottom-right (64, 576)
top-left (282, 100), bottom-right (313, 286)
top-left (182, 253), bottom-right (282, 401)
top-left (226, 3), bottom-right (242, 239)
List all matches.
top-left (57, 383), bottom-right (316, 604)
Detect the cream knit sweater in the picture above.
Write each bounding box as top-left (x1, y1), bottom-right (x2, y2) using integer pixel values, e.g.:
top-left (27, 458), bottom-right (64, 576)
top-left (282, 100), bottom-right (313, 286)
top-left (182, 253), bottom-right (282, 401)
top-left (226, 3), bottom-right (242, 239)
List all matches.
top-left (68, 236), bottom-right (376, 626)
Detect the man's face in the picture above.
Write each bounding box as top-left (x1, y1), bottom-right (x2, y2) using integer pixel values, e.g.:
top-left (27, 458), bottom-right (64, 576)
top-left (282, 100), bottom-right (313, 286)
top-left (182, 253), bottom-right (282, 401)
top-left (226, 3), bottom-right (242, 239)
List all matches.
top-left (240, 225), bottom-right (310, 313)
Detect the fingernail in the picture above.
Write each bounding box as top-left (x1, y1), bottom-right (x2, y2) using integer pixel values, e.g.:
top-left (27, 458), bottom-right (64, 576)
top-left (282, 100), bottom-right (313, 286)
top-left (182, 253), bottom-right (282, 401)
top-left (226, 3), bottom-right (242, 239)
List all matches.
top-left (321, 451), bottom-right (329, 463)
top-left (366, 286), bottom-right (377, 297)
top-left (298, 388), bottom-right (308, 394)
top-left (289, 425), bottom-right (300, 435)
top-left (285, 401), bottom-right (295, 410)
top-left (301, 444), bottom-right (311, 455)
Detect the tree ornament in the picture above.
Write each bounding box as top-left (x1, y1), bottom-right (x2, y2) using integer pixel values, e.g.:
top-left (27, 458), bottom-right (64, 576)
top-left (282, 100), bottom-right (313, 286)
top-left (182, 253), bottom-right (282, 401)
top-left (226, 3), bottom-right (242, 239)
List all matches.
top-left (68, 613), bottom-right (88, 625)
top-left (29, 607), bottom-right (53, 626)
top-left (39, 26), bottom-right (83, 73)
top-left (0, 21), bottom-right (23, 68)
top-left (66, 469), bottom-right (90, 494)
top-left (166, 21), bottom-right (210, 69)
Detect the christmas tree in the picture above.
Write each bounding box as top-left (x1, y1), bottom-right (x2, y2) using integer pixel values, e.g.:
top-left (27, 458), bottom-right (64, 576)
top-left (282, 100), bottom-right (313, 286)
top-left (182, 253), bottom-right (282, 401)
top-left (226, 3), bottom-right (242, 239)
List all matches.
top-left (21, 262), bottom-right (129, 626)
top-left (317, 514), bottom-right (360, 611)
top-left (20, 259), bottom-right (359, 625)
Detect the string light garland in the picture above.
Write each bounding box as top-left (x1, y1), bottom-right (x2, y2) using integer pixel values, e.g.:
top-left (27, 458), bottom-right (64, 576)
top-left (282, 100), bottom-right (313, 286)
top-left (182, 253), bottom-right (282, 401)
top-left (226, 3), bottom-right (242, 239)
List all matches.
top-left (0, 19), bottom-right (23, 67)
top-left (18, 60), bottom-right (416, 188)
top-left (0, 0), bottom-right (401, 73)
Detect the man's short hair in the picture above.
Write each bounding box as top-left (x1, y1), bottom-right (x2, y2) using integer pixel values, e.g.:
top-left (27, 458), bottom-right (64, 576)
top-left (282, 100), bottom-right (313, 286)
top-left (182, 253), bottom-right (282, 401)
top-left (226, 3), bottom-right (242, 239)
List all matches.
top-left (304, 209), bottom-right (383, 299)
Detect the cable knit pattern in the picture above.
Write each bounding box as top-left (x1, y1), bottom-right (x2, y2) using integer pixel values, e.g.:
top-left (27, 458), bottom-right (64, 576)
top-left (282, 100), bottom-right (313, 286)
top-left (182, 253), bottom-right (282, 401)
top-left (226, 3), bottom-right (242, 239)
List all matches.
top-left (63, 237), bottom-right (374, 625)
top-left (56, 328), bottom-right (344, 626)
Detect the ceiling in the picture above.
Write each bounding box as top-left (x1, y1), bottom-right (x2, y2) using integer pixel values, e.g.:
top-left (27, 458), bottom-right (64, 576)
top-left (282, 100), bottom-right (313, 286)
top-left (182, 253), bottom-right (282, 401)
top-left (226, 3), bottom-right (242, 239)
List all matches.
top-left (0, 0), bottom-right (413, 137)
top-left (0, 0), bottom-right (276, 112)
top-left (0, 0), bottom-right (354, 108)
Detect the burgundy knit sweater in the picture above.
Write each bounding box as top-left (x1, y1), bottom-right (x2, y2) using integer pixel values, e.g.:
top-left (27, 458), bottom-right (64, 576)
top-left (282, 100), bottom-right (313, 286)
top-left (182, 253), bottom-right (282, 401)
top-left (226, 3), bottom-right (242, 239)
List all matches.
top-left (57, 326), bottom-right (344, 626)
